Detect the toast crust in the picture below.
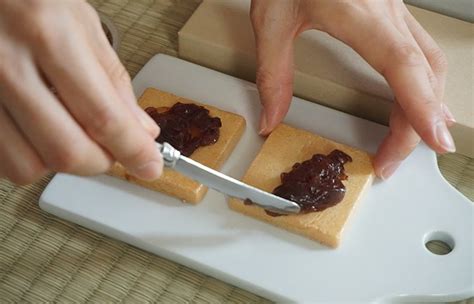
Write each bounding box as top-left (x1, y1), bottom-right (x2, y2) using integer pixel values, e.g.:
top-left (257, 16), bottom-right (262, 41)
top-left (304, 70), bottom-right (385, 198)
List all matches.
top-left (108, 88), bottom-right (246, 203)
top-left (228, 124), bottom-right (373, 247)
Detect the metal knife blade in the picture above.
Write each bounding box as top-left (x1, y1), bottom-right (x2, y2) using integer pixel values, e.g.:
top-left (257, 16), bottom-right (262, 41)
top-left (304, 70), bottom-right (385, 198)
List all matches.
top-left (157, 142), bottom-right (301, 215)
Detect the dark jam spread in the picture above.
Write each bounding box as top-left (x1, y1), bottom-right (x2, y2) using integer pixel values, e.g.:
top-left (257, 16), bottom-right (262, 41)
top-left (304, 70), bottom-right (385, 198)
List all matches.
top-left (145, 102), bottom-right (222, 156)
top-left (266, 149), bottom-right (352, 216)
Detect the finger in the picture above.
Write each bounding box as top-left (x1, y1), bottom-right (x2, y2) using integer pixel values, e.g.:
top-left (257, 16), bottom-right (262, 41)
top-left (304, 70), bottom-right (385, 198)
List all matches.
top-left (82, 9), bottom-right (159, 138)
top-left (328, 18), bottom-right (454, 153)
top-left (95, 40), bottom-right (160, 139)
top-left (0, 105), bottom-right (47, 185)
top-left (402, 11), bottom-right (455, 127)
top-left (379, 38), bottom-right (455, 153)
top-left (251, 2), bottom-right (300, 135)
top-left (404, 10), bottom-right (448, 101)
top-left (389, 20), bottom-right (456, 128)
top-left (34, 16), bottom-right (163, 180)
top-left (0, 53), bottom-right (113, 176)
top-left (388, 10), bottom-right (455, 128)
top-left (373, 102), bottom-right (420, 179)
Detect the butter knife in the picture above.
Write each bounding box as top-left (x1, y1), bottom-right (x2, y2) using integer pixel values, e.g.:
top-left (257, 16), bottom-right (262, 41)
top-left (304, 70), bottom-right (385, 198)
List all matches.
top-left (157, 142), bottom-right (301, 215)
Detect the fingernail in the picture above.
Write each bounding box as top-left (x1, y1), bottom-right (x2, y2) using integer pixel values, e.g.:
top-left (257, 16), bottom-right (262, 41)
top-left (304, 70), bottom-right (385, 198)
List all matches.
top-left (130, 160), bottom-right (163, 181)
top-left (380, 161), bottom-right (402, 180)
top-left (259, 110), bottom-right (268, 135)
top-left (435, 121), bottom-right (456, 153)
top-left (442, 104), bottom-right (456, 125)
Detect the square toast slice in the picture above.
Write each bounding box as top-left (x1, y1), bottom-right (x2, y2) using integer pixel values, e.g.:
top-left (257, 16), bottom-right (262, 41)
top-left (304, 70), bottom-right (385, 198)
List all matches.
top-left (109, 88), bottom-right (246, 203)
top-left (228, 124), bottom-right (373, 247)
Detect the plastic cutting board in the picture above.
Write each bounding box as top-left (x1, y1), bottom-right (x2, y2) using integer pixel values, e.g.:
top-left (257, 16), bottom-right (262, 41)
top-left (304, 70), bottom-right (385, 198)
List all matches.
top-left (39, 54), bottom-right (473, 303)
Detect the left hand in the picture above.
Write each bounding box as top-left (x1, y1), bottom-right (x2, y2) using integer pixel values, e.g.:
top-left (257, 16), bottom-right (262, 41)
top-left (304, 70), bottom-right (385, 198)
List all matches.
top-left (250, 0), bottom-right (456, 179)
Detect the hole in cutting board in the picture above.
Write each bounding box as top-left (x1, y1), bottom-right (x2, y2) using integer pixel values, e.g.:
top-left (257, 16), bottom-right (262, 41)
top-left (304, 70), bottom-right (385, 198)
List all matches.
top-left (424, 231), bottom-right (455, 255)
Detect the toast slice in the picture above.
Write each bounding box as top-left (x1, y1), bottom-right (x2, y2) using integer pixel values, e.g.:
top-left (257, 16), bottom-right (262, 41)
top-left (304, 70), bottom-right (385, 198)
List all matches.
top-left (228, 124), bottom-right (373, 247)
top-left (109, 88), bottom-right (246, 203)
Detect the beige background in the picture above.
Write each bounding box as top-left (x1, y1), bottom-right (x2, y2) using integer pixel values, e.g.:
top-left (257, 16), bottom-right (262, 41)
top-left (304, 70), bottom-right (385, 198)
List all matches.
top-left (405, 0), bottom-right (474, 22)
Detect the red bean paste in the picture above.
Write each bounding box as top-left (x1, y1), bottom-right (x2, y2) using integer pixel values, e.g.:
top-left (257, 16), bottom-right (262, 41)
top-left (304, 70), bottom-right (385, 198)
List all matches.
top-left (246, 149), bottom-right (352, 216)
top-left (145, 103), bottom-right (222, 157)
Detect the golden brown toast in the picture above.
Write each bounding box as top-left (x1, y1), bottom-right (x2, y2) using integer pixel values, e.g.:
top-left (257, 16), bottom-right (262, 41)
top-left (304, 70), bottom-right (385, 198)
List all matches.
top-left (108, 88), bottom-right (246, 203)
top-left (228, 124), bottom-right (373, 247)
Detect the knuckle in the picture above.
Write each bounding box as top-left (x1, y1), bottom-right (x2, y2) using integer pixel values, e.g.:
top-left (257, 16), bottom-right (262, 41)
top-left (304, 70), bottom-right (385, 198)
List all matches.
top-left (387, 131), bottom-right (419, 160)
top-left (426, 70), bottom-right (438, 90)
top-left (329, 1), bottom-right (372, 23)
top-left (83, 149), bottom-right (114, 175)
top-left (120, 140), bottom-right (155, 168)
top-left (401, 97), bottom-right (437, 123)
top-left (23, 0), bottom-right (49, 14)
top-left (255, 68), bottom-right (292, 92)
top-left (250, 2), bottom-right (299, 31)
top-left (388, 120), bottom-right (418, 148)
top-left (0, 55), bottom-right (29, 88)
top-left (34, 30), bottom-right (57, 52)
top-left (388, 42), bottom-right (424, 67)
top-left (250, 9), bottom-right (261, 28)
top-left (25, 1), bottom-right (50, 26)
top-left (85, 106), bottom-right (123, 141)
top-left (395, 143), bottom-right (417, 160)
top-left (335, 1), bottom-right (360, 14)
top-left (394, 130), bottom-right (420, 151)
top-left (255, 69), bottom-right (274, 90)
top-left (76, 1), bottom-right (101, 26)
top-left (29, 15), bottom-right (55, 48)
top-left (25, 3), bottom-right (73, 50)
top-left (249, 9), bottom-right (257, 23)
top-left (47, 147), bottom-right (84, 173)
top-left (406, 137), bottom-right (420, 151)
top-left (427, 47), bottom-right (448, 72)
top-left (47, 141), bottom-right (113, 175)
top-left (418, 95), bottom-right (437, 107)
top-left (409, 113), bottom-right (439, 141)
top-left (78, 1), bottom-right (96, 15)
top-left (249, 2), bottom-right (263, 26)
top-left (107, 61), bottom-right (131, 84)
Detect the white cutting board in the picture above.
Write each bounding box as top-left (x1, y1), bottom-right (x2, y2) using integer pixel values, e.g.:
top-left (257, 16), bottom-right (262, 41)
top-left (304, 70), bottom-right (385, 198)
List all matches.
top-left (39, 54), bottom-right (473, 303)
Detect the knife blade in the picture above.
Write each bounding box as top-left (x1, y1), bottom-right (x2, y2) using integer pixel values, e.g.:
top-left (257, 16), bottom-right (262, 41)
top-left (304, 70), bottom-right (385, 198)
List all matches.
top-left (157, 142), bottom-right (301, 215)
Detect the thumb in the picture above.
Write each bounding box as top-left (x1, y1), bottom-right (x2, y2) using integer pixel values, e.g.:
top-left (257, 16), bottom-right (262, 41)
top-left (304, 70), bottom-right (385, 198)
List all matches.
top-left (252, 15), bottom-right (296, 135)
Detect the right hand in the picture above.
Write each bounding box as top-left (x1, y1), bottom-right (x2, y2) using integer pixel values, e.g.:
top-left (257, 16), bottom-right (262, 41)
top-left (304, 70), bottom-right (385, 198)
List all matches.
top-left (0, 0), bottom-right (163, 185)
top-left (250, 0), bottom-right (456, 179)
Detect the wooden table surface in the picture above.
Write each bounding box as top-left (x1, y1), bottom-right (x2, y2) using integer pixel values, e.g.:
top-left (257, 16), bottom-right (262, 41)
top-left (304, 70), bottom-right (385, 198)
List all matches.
top-left (0, 0), bottom-right (472, 303)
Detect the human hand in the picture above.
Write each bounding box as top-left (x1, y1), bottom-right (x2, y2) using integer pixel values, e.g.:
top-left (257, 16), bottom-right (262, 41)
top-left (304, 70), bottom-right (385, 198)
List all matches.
top-left (250, 0), bottom-right (456, 179)
top-left (0, 0), bottom-right (162, 185)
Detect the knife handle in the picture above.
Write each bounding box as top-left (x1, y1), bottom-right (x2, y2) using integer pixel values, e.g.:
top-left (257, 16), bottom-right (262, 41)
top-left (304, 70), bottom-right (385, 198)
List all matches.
top-left (156, 142), bottom-right (181, 168)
